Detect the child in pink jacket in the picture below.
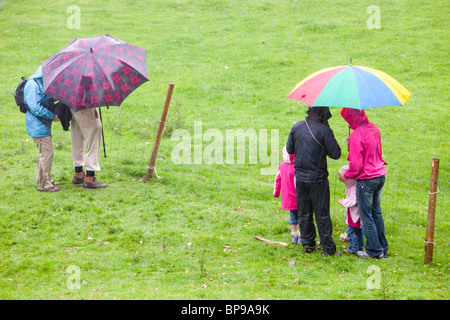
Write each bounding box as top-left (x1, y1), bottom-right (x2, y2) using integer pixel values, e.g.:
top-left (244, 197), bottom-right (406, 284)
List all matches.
top-left (273, 146), bottom-right (302, 244)
top-left (338, 165), bottom-right (364, 254)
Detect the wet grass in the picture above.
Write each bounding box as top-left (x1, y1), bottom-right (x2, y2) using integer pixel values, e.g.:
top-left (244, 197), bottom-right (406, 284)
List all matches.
top-left (0, 0), bottom-right (448, 300)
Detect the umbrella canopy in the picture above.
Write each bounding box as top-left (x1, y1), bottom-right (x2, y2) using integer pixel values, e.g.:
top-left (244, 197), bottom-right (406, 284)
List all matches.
top-left (287, 64), bottom-right (412, 110)
top-left (42, 34), bottom-right (148, 111)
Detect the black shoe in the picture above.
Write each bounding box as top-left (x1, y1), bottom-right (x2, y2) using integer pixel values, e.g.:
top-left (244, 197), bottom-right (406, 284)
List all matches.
top-left (304, 245), bottom-right (316, 254)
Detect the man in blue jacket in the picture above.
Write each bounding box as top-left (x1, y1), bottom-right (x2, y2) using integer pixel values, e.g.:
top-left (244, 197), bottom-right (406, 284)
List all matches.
top-left (24, 66), bottom-right (60, 192)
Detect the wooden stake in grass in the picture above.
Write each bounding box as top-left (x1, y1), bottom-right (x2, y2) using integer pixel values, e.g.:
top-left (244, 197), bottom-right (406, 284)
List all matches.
top-left (424, 158), bottom-right (439, 265)
top-left (254, 236), bottom-right (289, 246)
top-left (145, 83), bottom-right (175, 182)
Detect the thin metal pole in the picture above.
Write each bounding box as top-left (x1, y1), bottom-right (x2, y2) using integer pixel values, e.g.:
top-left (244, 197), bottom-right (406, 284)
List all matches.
top-left (98, 107), bottom-right (107, 158)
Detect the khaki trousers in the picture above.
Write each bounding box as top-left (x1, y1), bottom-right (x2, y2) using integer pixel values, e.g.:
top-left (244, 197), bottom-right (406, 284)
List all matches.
top-left (70, 108), bottom-right (102, 172)
top-left (33, 136), bottom-right (54, 191)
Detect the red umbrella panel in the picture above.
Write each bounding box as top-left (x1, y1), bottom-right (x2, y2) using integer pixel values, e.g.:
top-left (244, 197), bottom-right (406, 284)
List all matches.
top-left (42, 35), bottom-right (149, 111)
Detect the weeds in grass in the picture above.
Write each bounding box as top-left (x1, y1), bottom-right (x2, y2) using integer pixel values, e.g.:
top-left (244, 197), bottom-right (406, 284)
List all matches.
top-left (160, 101), bottom-right (187, 138)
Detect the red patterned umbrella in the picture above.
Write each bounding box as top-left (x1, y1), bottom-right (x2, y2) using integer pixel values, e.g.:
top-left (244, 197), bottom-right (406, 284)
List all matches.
top-left (42, 34), bottom-right (148, 111)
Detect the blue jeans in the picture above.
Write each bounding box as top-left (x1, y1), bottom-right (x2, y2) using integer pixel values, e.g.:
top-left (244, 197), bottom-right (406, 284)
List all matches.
top-left (356, 176), bottom-right (388, 257)
top-left (288, 210), bottom-right (299, 226)
top-left (346, 225), bottom-right (364, 252)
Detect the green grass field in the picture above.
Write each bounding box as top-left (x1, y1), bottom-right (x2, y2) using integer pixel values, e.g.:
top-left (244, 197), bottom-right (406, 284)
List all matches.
top-left (0, 0), bottom-right (448, 301)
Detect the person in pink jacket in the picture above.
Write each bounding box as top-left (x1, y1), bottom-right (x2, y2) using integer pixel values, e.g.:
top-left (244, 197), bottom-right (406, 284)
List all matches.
top-left (340, 108), bottom-right (388, 259)
top-left (338, 165), bottom-right (364, 254)
top-left (273, 146), bottom-right (302, 244)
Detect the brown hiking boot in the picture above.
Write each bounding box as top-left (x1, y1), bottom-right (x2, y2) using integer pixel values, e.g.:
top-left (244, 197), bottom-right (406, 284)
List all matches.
top-left (83, 176), bottom-right (108, 189)
top-left (72, 172), bottom-right (85, 185)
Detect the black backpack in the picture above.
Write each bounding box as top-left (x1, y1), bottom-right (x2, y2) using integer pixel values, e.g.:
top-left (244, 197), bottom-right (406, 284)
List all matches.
top-left (14, 77), bottom-right (34, 113)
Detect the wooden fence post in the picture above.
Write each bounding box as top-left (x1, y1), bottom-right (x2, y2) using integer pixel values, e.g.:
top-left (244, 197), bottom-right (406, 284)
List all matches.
top-left (145, 83), bottom-right (175, 182)
top-left (424, 158), bottom-right (439, 265)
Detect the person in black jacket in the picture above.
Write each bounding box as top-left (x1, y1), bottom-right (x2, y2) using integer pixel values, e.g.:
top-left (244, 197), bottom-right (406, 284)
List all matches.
top-left (286, 107), bottom-right (341, 255)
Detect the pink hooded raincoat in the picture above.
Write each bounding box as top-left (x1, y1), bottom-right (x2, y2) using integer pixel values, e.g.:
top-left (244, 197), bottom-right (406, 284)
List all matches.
top-left (273, 146), bottom-right (297, 210)
top-left (339, 165), bottom-right (360, 228)
top-left (340, 108), bottom-right (387, 180)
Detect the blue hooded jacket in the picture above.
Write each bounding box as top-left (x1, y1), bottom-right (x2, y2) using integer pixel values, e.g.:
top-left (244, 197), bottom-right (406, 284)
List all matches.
top-left (24, 66), bottom-right (55, 137)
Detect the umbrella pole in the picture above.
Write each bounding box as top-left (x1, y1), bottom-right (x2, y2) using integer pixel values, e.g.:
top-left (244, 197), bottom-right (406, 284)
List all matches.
top-left (99, 107), bottom-right (107, 158)
top-left (145, 83), bottom-right (175, 182)
top-left (348, 126), bottom-right (350, 152)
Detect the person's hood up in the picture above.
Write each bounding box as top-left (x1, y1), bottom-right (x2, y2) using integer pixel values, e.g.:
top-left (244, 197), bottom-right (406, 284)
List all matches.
top-left (282, 145), bottom-right (295, 164)
top-left (29, 65), bottom-right (44, 91)
top-left (307, 106), bottom-right (332, 124)
top-left (340, 108), bottom-right (368, 130)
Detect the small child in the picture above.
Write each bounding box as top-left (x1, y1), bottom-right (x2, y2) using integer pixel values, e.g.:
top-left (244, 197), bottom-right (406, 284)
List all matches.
top-left (338, 165), bottom-right (364, 254)
top-left (273, 146), bottom-right (302, 244)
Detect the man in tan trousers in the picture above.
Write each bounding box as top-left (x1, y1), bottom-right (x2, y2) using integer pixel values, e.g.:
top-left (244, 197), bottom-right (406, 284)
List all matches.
top-left (70, 108), bottom-right (108, 189)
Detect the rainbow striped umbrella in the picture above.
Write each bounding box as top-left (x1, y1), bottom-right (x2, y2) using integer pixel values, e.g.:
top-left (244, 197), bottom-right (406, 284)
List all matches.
top-left (287, 64), bottom-right (412, 110)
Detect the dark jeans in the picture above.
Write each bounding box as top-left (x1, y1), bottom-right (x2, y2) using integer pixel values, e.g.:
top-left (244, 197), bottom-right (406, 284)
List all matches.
top-left (356, 175), bottom-right (388, 257)
top-left (296, 179), bottom-right (336, 254)
top-left (346, 225), bottom-right (364, 252)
